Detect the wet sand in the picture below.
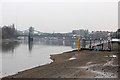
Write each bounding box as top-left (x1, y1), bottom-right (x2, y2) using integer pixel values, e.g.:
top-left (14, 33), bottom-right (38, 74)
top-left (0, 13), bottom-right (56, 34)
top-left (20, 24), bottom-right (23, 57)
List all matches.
top-left (2, 50), bottom-right (119, 79)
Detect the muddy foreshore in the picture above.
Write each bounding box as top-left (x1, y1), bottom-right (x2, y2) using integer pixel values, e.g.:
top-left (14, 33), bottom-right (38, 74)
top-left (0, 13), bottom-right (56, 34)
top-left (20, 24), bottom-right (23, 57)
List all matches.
top-left (2, 50), bottom-right (119, 79)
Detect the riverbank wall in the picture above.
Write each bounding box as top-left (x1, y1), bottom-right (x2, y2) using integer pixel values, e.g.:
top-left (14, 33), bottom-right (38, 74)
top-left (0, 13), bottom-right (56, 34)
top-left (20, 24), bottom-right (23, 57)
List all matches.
top-left (111, 41), bottom-right (120, 51)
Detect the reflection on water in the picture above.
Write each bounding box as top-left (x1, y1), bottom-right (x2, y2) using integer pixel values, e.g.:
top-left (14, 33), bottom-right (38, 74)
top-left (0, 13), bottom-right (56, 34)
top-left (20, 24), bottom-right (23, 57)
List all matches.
top-left (2, 38), bottom-right (94, 53)
top-left (28, 40), bottom-right (33, 52)
top-left (2, 39), bottom-right (78, 53)
top-left (2, 41), bottom-right (20, 52)
top-left (39, 39), bottom-right (78, 48)
top-left (2, 39), bottom-right (78, 78)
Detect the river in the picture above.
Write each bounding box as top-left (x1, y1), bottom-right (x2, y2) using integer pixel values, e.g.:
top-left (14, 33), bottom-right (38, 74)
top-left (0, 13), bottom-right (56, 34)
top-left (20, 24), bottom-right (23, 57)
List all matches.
top-left (1, 39), bottom-right (79, 78)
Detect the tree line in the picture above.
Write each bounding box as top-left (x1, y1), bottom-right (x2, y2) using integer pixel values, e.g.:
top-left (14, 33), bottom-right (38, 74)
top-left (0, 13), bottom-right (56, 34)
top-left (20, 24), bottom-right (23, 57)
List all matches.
top-left (2, 24), bottom-right (18, 39)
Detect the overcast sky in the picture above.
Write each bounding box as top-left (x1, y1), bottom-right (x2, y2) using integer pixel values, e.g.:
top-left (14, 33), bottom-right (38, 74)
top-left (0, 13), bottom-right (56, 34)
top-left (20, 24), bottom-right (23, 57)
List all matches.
top-left (1, 0), bottom-right (119, 33)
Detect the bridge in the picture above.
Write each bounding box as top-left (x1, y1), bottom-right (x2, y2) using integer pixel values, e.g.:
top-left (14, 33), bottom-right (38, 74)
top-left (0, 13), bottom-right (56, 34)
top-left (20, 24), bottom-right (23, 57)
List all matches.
top-left (18, 27), bottom-right (75, 41)
top-left (20, 27), bottom-right (43, 41)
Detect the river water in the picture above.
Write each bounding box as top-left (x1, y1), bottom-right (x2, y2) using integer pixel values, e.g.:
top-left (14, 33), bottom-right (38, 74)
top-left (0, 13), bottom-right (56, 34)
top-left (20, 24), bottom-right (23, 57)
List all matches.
top-left (1, 39), bottom-right (79, 78)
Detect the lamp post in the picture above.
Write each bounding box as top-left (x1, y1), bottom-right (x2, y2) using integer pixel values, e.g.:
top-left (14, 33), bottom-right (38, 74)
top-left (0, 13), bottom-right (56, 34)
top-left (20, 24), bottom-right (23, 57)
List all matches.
top-left (78, 38), bottom-right (80, 52)
top-left (89, 38), bottom-right (92, 49)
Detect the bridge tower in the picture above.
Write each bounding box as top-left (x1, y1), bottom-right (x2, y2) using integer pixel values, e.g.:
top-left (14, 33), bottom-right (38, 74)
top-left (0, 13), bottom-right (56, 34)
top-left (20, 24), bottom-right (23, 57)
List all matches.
top-left (28, 27), bottom-right (34, 41)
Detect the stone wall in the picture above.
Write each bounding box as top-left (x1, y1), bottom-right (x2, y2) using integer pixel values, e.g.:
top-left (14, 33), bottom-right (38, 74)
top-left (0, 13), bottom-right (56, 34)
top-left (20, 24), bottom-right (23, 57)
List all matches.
top-left (111, 42), bottom-right (120, 51)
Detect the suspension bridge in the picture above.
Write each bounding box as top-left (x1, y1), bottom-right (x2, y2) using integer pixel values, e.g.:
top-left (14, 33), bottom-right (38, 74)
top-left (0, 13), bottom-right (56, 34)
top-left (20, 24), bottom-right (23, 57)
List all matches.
top-left (18, 27), bottom-right (76, 41)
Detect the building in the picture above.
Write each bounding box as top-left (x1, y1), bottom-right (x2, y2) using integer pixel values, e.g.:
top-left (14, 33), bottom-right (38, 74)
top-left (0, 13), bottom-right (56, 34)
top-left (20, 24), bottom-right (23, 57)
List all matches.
top-left (72, 29), bottom-right (84, 35)
top-left (90, 31), bottom-right (110, 40)
top-left (72, 29), bottom-right (89, 39)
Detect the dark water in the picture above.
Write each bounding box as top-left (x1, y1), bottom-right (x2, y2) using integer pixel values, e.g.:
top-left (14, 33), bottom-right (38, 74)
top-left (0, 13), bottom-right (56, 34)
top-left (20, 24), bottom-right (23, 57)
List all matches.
top-left (1, 39), bottom-right (78, 77)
